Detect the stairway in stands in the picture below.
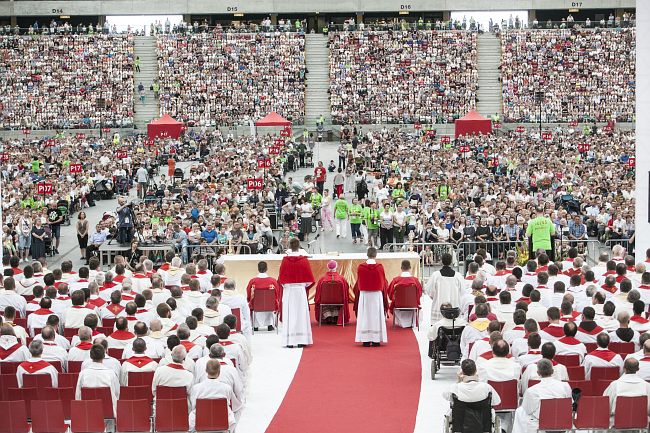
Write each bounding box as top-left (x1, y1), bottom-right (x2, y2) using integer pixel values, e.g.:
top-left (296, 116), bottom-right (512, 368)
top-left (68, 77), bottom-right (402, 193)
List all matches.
top-left (304, 34), bottom-right (331, 128)
top-left (133, 36), bottom-right (159, 130)
top-left (475, 32), bottom-right (502, 119)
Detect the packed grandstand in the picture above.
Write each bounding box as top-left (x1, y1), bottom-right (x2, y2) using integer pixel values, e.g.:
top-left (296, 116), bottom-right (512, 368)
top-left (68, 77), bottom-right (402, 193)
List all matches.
top-left (0, 7), bottom-right (645, 433)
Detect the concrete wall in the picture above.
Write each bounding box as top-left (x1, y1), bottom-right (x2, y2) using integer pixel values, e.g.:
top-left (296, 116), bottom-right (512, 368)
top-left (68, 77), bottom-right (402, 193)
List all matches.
top-left (0, 0), bottom-right (636, 17)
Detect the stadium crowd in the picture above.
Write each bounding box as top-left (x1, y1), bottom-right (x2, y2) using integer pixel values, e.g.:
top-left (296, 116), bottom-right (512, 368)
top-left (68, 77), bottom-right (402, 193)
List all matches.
top-left (328, 30), bottom-right (478, 125)
top-left (0, 34), bottom-right (135, 130)
top-left (157, 31), bottom-right (306, 126)
top-left (500, 27), bottom-right (636, 123)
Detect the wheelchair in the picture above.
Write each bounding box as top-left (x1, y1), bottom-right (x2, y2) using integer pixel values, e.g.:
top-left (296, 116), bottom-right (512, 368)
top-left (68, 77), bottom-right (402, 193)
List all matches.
top-left (429, 307), bottom-right (464, 380)
top-left (443, 393), bottom-right (501, 433)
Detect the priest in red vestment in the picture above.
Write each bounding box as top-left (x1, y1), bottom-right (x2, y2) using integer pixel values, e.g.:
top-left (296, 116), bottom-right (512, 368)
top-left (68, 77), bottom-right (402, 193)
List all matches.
top-left (354, 247), bottom-right (388, 346)
top-left (387, 260), bottom-right (422, 328)
top-left (277, 238), bottom-right (314, 348)
top-left (246, 261), bottom-right (282, 331)
top-left (314, 260), bottom-right (350, 326)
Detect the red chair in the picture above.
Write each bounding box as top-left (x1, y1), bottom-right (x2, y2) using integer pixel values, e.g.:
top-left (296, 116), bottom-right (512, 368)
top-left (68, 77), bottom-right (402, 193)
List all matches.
top-left (574, 396), bottom-right (610, 429)
top-left (81, 386), bottom-right (115, 419)
top-left (231, 308), bottom-right (242, 332)
top-left (48, 361), bottom-right (62, 373)
top-left (584, 343), bottom-right (598, 353)
top-left (527, 379), bottom-right (540, 389)
top-left (195, 398), bottom-right (230, 432)
top-left (554, 354), bottom-right (581, 367)
top-left (98, 326), bottom-right (113, 336)
top-left (108, 348), bottom-right (124, 359)
top-left (8, 387), bottom-right (37, 418)
top-left (156, 386), bottom-right (187, 400)
top-left (58, 372), bottom-right (79, 389)
top-left (568, 380), bottom-right (593, 396)
top-left (392, 284), bottom-right (420, 330)
top-left (317, 280), bottom-right (347, 327)
top-left (1, 361), bottom-right (22, 375)
top-left (102, 318), bottom-right (116, 329)
top-left (566, 366), bottom-right (585, 381)
top-left (120, 385), bottom-right (152, 404)
top-left (63, 328), bottom-right (78, 338)
top-left (70, 399), bottom-right (106, 433)
top-left (609, 342), bottom-right (635, 357)
top-left (590, 366), bottom-right (620, 382)
top-left (32, 328), bottom-right (43, 338)
top-left (488, 380), bottom-right (518, 411)
top-left (67, 360), bottom-right (83, 373)
top-left (22, 373), bottom-right (53, 389)
top-left (537, 397), bottom-right (573, 431)
top-left (614, 396), bottom-right (649, 429)
top-left (30, 400), bottom-right (67, 433)
top-left (155, 398), bottom-right (189, 432)
top-left (14, 318), bottom-right (27, 329)
top-left (0, 400), bottom-right (29, 433)
top-left (0, 373), bottom-right (18, 400)
top-left (251, 288), bottom-right (278, 333)
top-left (116, 399), bottom-right (151, 433)
top-left (40, 387), bottom-right (74, 420)
top-left (593, 379), bottom-right (614, 396)
top-left (128, 371), bottom-right (155, 388)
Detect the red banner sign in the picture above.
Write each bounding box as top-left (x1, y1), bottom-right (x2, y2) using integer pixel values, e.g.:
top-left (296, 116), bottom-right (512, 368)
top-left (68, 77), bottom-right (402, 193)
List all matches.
top-left (628, 156), bottom-right (636, 168)
top-left (516, 125), bottom-right (526, 133)
top-left (45, 139), bottom-right (55, 147)
top-left (116, 150), bottom-right (128, 159)
top-left (246, 178), bottom-right (264, 190)
top-left (22, 129), bottom-right (31, 135)
top-left (414, 122), bottom-right (422, 130)
top-left (69, 163), bottom-right (83, 173)
top-left (493, 122), bottom-right (502, 129)
top-left (569, 120), bottom-right (578, 127)
top-left (36, 182), bottom-right (53, 195)
top-left (603, 125), bottom-right (613, 133)
top-left (0, 153), bottom-right (8, 162)
top-left (440, 135), bottom-right (451, 144)
top-left (269, 146), bottom-right (280, 155)
top-left (541, 132), bottom-right (552, 141)
top-left (577, 143), bottom-right (590, 153)
top-left (101, 128), bottom-right (111, 133)
top-left (75, 133), bottom-right (86, 140)
top-left (425, 129), bottom-right (436, 137)
top-left (274, 138), bottom-right (285, 146)
top-left (257, 158), bottom-right (272, 169)
top-left (460, 145), bottom-right (470, 153)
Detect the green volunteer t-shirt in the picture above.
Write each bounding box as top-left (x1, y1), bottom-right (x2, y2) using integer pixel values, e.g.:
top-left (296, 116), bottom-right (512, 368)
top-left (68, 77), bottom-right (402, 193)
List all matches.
top-left (526, 216), bottom-right (555, 251)
top-left (334, 199), bottom-right (348, 220)
top-left (349, 204), bottom-right (363, 224)
top-left (364, 207), bottom-right (380, 229)
top-left (31, 160), bottom-right (41, 173)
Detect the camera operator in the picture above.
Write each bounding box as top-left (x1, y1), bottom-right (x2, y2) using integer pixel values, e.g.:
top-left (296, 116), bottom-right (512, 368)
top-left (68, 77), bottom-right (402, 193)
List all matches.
top-left (116, 197), bottom-right (136, 246)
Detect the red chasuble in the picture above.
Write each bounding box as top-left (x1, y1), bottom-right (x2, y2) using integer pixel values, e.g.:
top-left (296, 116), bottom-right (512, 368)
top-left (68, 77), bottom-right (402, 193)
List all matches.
top-left (587, 349), bottom-right (619, 362)
top-left (314, 271), bottom-right (351, 325)
top-left (353, 262), bottom-right (388, 314)
top-left (277, 255), bottom-right (315, 288)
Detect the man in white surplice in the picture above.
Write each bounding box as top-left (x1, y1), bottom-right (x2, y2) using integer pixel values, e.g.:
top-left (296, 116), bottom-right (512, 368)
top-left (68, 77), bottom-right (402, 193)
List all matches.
top-left (277, 238), bottom-right (314, 348)
top-left (512, 359), bottom-right (572, 433)
top-left (425, 253), bottom-right (464, 322)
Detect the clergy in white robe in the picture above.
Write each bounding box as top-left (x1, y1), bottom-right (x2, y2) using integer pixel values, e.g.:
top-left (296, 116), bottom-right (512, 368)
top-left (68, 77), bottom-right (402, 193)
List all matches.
top-left (189, 360), bottom-right (239, 432)
top-left (387, 261), bottom-right (422, 328)
top-left (68, 327), bottom-right (94, 361)
top-left (16, 341), bottom-right (58, 388)
top-left (65, 290), bottom-right (97, 329)
top-left (460, 303), bottom-right (491, 358)
top-left (106, 317), bottom-right (136, 349)
top-left (120, 338), bottom-right (159, 385)
top-left (220, 280), bottom-right (253, 337)
top-left (520, 342), bottom-right (569, 393)
top-left (75, 344), bottom-right (120, 416)
top-left (635, 340), bottom-right (650, 380)
top-left (512, 359), bottom-right (572, 433)
top-left (603, 358), bottom-right (650, 414)
top-left (443, 359), bottom-right (501, 408)
top-left (503, 310), bottom-right (527, 345)
top-left (216, 324), bottom-right (248, 380)
top-left (425, 254), bottom-right (463, 322)
top-left (515, 333), bottom-right (543, 370)
top-left (121, 322), bottom-right (166, 359)
top-left (354, 248), bottom-right (388, 346)
top-left (552, 322), bottom-right (587, 362)
top-left (477, 340), bottom-right (521, 383)
top-left (583, 333), bottom-right (624, 379)
top-left (152, 346), bottom-right (194, 398)
top-left (246, 261), bottom-right (282, 329)
top-left (223, 315), bottom-right (252, 366)
top-left (0, 326), bottom-right (30, 363)
top-left (277, 239), bottom-right (315, 348)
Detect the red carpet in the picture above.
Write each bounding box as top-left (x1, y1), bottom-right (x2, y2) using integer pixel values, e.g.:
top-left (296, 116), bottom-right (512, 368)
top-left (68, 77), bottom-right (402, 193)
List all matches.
top-left (265, 317), bottom-right (421, 433)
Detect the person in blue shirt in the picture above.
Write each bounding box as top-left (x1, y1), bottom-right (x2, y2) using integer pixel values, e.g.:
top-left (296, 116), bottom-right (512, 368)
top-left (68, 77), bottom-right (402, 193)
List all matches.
top-left (201, 223), bottom-right (218, 244)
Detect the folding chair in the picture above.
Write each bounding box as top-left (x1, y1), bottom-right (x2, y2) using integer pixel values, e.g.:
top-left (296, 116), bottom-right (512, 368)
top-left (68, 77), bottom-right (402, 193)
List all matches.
top-left (593, 379), bottom-right (614, 396)
top-left (573, 396), bottom-right (610, 430)
top-left (116, 399), bottom-right (152, 433)
top-left (128, 371), bottom-right (155, 388)
top-left (32, 328), bottom-right (43, 338)
top-left (195, 399), bottom-right (230, 432)
top-left (120, 385), bottom-right (152, 403)
top-left (102, 318), bottom-right (116, 329)
top-left (67, 360), bottom-right (83, 373)
top-left (1, 361), bottom-right (22, 375)
top-left (48, 361), bottom-right (62, 373)
top-left (609, 341), bottom-right (635, 357)
top-left (22, 373), bottom-right (52, 389)
top-left (392, 284), bottom-right (420, 330)
top-left (613, 396), bottom-right (649, 430)
top-left (584, 343), bottom-right (598, 353)
top-left (40, 387), bottom-right (74, 420)
top-left (58, 372), bottom-right (79, 389)
top-left (108, 348), bottom-right (124, 360)
top-left (63, 328), bottom-right (78, 338)
top-left (98, 326), bottom-right (113, 336)
top-left (8, 387), bottom-right (38, 418)
top-left (0, 373), bottom-right (18, 400)
top-left (554, 354), bottom-right (581, 367)
top-left (156, 386), bottom-right (187, 400)
top-left (30, 400), bottom-right (67, 433)
top-left (81, 386), bottom-right (115, 419)
top-left (14, 318), bottom-right (27, 329)
top-left (590, 366), bottom-right (620, 382)
top-left (488, 379), bottom-right (518, 426)
top-left (318, 279), bottom-right (347, 327)
top-left (230, 308), bottom-right (242, 332)
top-left (154, 398), bottom-right (189, 432)
top-left (70, 399), bottom-right (106, 433)
top-left (0, 400), bottom-right (30, 433)
top-left (566, 366), bottom-right (585, 381)
top-left (251, 288), bottom-right (278, 333)
top-left (568, 380), bottom-right (593, 396)
top-left (537, 397), bottom-right (573, 432)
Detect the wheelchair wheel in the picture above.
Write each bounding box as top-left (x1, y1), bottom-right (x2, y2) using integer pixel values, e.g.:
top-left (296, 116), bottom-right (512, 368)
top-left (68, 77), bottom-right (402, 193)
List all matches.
top-left (493, 414), bottom-right (501, 433)
top-left (431, 358), bottom-right (437, 380)
top-left (443, 414), bottom-right (451, 433)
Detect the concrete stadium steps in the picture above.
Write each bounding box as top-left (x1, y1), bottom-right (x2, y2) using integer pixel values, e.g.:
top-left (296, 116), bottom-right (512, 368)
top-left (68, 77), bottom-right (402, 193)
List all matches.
top-left (304, 33), bottom-right (331, 127)
top-left (476, 32), bottom-right (502, 119)
top-left (133, 36), bottom-right (160, 129)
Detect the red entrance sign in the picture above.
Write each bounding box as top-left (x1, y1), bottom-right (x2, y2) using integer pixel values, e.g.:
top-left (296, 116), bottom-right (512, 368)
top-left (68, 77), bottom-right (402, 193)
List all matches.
top-left (541, 132), bottom-right (552, 141)
top-left (493, 122), bottom-right (502, 129)
top-left (516, 125), bottom-right (526, 133)
top-left (0, 153), bottom-right (9, 162)
top-left (247, 178), bottom-right (263, 190)
top-left (69, 163), bottom-right (83, 173)
top-left (257, 158), bottom-right (272, 169)
top-left (440, 135), bottom-right (451, 144)
top-left (577, 143), bottom-right (591, 153)
top-left (459, 145), bottom-right (470, 153)
top-left (269, 146), bottom-right (280, 155)
top-left (569, 120), bottom-right (578, 127)
top-left (628, 157), bottom-right (636, 168)
top-left (116, 150), bottom-right (128, 159)
top-left (36, 182), bottom-right (53, 195)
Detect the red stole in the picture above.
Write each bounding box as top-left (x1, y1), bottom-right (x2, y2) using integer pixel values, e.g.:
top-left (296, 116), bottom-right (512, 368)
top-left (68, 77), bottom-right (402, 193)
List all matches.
top-left (159, 263), bottom-right (170, 271)
top-left (0, 343), bottom-right (22, 359)
top-left (19, 360), bottom-right (51, 373)
top-left (558, 336), bottom-right (582, 345)
top-left (579, 323), bottom-right (604, 335)
top-left (588, 349), bottom-right (618, 362)
top-left (32, 308), bottom-right (54, 316)
top-left (601, 284), bottom-right (617, 294)
top-left (179, 341), bottom-right (195, 351)
top-left (126, 356), bottom-right (154, 367)
top-left (110, 330), bottom-right (134, 340)
top-left (480, 352), bottom-right (513, 360)
top-left (543, 325), bottom-right (565, 338)
top-left (166, 363), bottom-right (185, 370)
top-left (356, 263), bottom-right (387, 292)
top-left (114, 275), bottom-right (126, 283)
top-left (278, 255), bottom-right (315, 286)
top-left (106, 304), bottom-right (125, 316)
top-left (87, 298), bottom-right (106, 308)
top-left (631, 315), bottom-right (649, 324)
top-left (219, 340), bottom-right (235, 347)
top-left (536, 266), bottom-right (548, 274)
